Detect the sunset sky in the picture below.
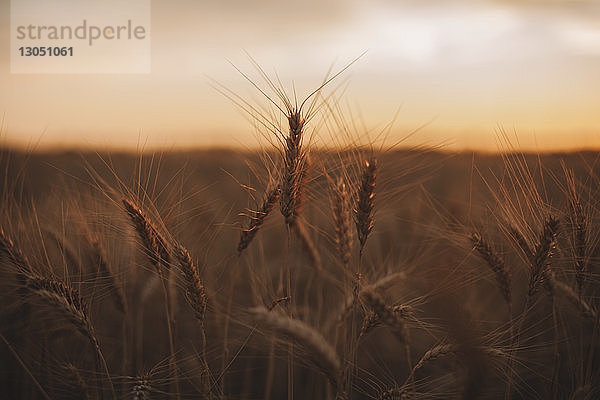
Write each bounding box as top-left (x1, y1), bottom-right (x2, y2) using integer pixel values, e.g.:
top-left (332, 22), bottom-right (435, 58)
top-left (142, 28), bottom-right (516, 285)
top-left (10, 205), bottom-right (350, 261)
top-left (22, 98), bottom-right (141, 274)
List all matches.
top-left (1, 0), bottom-right (600, 151)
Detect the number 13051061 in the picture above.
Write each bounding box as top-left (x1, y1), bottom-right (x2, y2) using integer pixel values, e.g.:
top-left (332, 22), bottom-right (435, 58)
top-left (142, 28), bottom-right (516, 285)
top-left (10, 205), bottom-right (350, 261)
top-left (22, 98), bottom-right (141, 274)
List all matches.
top-left (19, 47), bottom-right (73, 56)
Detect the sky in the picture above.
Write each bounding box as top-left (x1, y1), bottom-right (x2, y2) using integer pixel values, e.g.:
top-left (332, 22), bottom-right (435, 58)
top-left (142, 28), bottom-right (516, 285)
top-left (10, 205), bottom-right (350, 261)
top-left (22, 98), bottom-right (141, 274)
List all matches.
top-left (1, 0), bottom-right (600, 151)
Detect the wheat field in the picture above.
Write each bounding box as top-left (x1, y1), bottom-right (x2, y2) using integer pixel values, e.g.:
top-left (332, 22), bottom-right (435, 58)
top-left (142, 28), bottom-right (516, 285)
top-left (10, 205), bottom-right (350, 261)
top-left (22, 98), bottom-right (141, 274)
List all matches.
top-left (1, 92), bottom-right (600, 399)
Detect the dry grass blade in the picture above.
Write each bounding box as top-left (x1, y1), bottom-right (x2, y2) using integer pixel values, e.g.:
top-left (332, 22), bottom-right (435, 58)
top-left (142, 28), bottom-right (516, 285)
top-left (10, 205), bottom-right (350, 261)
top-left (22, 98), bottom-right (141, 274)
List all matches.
top-left (249, 306), bottom-right (341, 389)
top-left (238, 185), bottom-right (280, 254)
top-left (471, 233), bottom-right (511, 307)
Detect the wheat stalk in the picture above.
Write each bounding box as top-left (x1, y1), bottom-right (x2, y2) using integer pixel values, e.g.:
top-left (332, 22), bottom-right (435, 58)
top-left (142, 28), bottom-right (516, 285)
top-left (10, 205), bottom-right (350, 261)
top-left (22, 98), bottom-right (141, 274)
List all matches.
top-left (173, 243), bottom-right (211, 395)
top-left (122, 198), bottom-right (179, 399)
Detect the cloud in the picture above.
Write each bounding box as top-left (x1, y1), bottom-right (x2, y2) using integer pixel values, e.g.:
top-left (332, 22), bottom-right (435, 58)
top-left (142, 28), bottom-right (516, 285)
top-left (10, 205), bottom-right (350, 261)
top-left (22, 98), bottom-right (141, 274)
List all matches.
top-left (558, 23), bottom-right (600, 55)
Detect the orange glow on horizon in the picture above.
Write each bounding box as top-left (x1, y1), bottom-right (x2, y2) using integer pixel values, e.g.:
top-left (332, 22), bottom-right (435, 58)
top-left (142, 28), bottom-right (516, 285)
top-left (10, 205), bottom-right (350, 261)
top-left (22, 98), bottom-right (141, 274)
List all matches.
top-left (1, 0), bottom-right (599, 152)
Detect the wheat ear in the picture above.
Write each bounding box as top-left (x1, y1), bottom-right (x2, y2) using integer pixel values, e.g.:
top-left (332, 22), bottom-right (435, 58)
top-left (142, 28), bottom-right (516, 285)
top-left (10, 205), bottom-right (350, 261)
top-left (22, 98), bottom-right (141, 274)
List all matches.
top-left (122, 198), bottom-right (171, 270)
top-left (334, 272), bottom-right (408, 329)
top-left (507, 217), bottom-right (559, 400)
top-left (0, 226), bottom-right (32, 271)
top-left (359, 305), bottom-right (414, 341)
top-left (331, 178), bottom-right (353, 269)
top-left (528, 216), bottom-right (559, 297)
top-left (173, 244), bottom-right (211, 395)
top-left (377, 387), bottom-right (407, 400)
top-left (132, 374), bottom-right (151, 400)
top-left (280, 111), bottom-right (307, 227)
top-left (568, 192), bottom-right (587, 298)
top-left (122, 198), bottom-right (179, 399)
top-left (355, 158), bottom-right (377, 256)
top-left (249, 306), bottom-right (341, 390)
top-left (471, 233), bottom-right (511, 308)
top-left (23, 273), bottom-right (115, 398)
top-left (174, 244), bottom-right (207, 322)
top-left (405, 342), bottom-right (505, 384)
top-left (238, 184), bottom-right (280, 254)
top-left (360, 289), bottom-right (408, 343)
